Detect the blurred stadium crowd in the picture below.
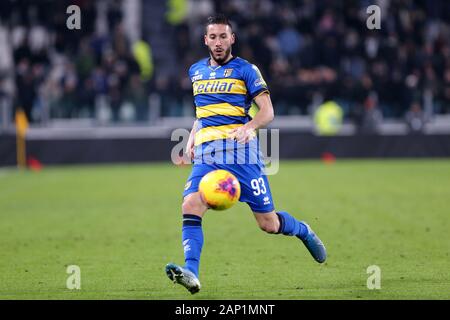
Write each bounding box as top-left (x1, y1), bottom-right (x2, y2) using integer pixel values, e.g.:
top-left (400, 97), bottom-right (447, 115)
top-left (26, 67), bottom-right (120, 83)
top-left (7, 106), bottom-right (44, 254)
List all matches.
top-left (0, 0), bottom-right (144, 123)
top-left (0, 0), bottom-right (449, 126)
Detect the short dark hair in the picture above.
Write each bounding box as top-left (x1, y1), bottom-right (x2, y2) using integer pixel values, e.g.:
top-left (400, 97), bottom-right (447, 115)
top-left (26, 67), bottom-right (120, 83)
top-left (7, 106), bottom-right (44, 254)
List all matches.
top-left (205, 14), bottom-right (233, 34)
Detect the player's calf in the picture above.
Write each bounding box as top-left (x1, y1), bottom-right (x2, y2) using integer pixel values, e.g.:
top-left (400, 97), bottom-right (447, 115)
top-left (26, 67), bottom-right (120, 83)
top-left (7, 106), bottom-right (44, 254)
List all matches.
top-left (254, 210), bottom-right (327, 263)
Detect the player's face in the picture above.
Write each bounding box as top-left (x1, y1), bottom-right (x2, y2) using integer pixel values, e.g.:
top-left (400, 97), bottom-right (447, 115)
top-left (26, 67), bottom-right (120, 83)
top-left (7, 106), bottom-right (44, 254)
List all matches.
top-left (204, 24), bottom-right (235, 65)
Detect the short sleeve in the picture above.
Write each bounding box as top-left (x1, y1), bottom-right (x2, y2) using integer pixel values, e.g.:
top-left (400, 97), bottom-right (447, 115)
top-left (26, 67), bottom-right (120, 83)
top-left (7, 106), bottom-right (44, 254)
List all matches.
top-left (242, 64), bottom-right (269, 100)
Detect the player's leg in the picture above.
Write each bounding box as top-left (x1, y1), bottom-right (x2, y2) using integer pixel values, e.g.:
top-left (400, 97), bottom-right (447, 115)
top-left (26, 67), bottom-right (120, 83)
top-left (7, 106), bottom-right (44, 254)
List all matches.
top-left (166, 192), bottom-right (207, 294)
top-left (253, 210), bottom-right (327, 263)
top-left (180, 192), bottom-right (208, 277)
top-left (233, 163), bottom-right (327, 263)
top-left (166, 165), bottom-right (213, 294)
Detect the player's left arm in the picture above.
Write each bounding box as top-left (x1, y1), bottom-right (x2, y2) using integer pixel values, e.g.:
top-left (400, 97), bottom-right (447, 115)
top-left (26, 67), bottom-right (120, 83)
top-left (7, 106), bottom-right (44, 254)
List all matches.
top-left (229, 93), bottom-right (273, 143)
top-left (229, 63), bottom-right (274, 144)
top-left (248, 92), bottom-right (274, 130)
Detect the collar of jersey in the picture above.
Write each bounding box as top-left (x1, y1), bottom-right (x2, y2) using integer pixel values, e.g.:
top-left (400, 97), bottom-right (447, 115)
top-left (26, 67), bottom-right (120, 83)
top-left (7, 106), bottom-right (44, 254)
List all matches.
top-left (207, 56), bottom-right (237, 71)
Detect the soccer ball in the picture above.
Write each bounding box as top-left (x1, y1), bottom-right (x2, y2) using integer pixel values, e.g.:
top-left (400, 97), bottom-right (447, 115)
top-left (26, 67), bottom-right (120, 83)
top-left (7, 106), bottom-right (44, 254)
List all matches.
top-left (199, 169), bottom-right (241, 210)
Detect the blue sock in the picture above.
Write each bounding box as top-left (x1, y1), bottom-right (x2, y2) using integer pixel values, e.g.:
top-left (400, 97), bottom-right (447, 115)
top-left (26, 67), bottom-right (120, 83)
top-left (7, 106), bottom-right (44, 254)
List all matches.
top-left (182, 214), bottom-right (203, 278)
top-left (276, 211), bottom-right (309, 240)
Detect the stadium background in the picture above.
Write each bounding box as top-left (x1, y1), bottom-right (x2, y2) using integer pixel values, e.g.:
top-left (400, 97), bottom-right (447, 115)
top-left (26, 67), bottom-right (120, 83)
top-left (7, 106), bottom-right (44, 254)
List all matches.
top-left (0, 0), bottom-right (450, 164)
top-left (0, 0), bottom-right (449, 300)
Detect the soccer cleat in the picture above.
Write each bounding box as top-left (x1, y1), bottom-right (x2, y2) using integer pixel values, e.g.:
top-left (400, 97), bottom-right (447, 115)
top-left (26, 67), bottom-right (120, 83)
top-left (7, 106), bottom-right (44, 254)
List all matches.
top-left (165, 263), bottom-right (201, 294)
top-left (299, 222), bottom-right (327, 263)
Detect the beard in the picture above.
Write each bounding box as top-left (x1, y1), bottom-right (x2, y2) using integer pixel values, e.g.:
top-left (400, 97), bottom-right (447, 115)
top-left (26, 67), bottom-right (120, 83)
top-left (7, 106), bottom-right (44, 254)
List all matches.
top-left (209, 46), bottom-right (232, 65)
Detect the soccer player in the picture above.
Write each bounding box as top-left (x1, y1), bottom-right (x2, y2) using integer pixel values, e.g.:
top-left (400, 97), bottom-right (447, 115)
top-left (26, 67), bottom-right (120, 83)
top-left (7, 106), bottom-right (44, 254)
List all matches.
top-left (165, 14), bottom-right (326, 294)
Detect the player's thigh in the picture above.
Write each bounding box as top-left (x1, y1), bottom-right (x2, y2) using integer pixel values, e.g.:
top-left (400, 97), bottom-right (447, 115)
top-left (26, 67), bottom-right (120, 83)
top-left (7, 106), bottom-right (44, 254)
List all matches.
top-left (182, 164), bottom-right (216, 216)
top-left (222, 164), bottom-right (275, 214)
top-left (183, 164), bottom-right (216, 197)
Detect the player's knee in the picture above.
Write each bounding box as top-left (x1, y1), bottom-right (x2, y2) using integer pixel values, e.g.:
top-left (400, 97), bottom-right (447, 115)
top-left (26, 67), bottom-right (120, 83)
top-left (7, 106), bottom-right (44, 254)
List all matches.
top-left (181, 198), bottom-right (200, 213)
top-left (182, 193), bottom-right (207, 214)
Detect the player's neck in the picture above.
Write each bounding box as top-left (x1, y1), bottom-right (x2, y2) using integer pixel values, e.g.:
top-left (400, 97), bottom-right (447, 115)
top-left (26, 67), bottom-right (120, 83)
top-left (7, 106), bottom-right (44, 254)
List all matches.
top-left (209, 54), bottom-right (234, 67)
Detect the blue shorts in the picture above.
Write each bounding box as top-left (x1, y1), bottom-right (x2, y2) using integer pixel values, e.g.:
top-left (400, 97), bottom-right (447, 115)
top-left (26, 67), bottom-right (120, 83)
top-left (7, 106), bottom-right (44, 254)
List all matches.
top-left (183, 163), bottom-right (275, 213)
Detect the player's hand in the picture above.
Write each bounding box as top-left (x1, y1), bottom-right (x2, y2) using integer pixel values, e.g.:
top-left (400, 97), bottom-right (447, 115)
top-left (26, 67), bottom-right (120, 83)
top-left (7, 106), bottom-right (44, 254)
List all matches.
top-left (228, 125), bottom-right (256, 144)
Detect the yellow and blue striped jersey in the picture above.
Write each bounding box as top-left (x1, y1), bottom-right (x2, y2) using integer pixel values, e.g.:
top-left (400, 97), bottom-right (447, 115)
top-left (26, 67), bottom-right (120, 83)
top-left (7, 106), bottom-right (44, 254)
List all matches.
top-left (189, 56), bottom-right (269, 147)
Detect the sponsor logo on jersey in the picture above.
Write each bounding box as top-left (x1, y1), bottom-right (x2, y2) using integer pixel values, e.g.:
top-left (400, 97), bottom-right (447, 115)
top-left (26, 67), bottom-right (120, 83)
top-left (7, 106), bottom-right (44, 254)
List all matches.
top-left (254, 78), bottom-right (266, 87)
top-left (192, 74), bottom-right (203, 81)
top-left (192, 79), bottom-right (247, 95)
top-left (251, 65), bottom-right (267, 88)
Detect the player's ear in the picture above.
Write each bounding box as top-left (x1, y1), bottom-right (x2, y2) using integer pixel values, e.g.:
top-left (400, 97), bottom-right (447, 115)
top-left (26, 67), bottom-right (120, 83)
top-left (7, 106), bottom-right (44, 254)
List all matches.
top-left (204, 34), bottom-right (208, 46)
top-left (231, 32), bottom-right (235, 44)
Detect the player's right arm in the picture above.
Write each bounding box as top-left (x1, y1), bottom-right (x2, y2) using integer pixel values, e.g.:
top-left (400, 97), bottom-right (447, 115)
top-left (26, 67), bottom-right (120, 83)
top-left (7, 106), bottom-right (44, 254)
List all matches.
top-left (186, 120), bottom-right (198, 160)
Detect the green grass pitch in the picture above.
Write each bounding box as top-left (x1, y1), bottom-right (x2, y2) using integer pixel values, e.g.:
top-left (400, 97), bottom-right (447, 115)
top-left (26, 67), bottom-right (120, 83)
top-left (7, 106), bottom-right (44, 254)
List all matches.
top-left (0, 160), bottom-right (449, 299)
